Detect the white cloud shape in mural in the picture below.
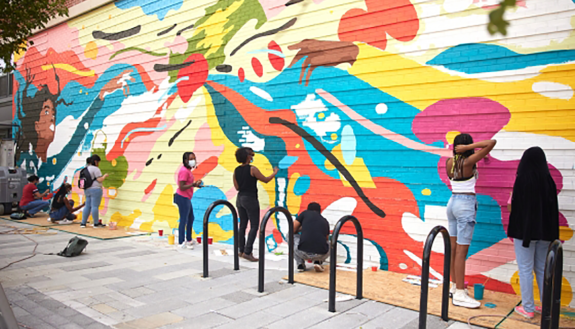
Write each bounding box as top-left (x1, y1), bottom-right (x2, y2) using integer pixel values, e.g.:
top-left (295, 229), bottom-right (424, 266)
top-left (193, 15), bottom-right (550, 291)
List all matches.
top-left (443, 0), bottom-right (473, 13)
top-left (250, 86), bottom-right (273, 102)
top-left (292, 94), bottom-right (341, 142)
top-left (532, 81), bottom-right (574, 100)
top-left (401, 206), bottom-right (449, 254)
top-left (238, 127), bottom-right (265, 152)
top-left (322, 197), bottom-right (358, 229)
top-left (174, 96), bottom-right (201, 122)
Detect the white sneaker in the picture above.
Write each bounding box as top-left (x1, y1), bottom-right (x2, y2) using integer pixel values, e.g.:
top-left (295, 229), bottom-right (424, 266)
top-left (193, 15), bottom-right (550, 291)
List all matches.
top-left (185, 241), bottom-right (194, 249)
top-left (449, 283), bottom-right (468, 298)
top-left (58, 219), bottom-right (73, 225)
top-left (179, 242), bottom-right (187, 250)
top-left (452, 289), bottom-right (481, 309)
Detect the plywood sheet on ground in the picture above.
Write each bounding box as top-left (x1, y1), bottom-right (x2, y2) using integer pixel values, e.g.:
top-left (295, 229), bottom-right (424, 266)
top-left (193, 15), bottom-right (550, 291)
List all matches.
top-left (0, 213), bottom-right (56, 227)
top-left (287, 269), bottom-right (575, 329)
top-left (51, 223), bottom-right (136, 240)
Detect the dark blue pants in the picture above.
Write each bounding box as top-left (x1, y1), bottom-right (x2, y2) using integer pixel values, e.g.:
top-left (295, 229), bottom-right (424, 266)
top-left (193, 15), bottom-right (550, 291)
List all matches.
top-left (174, 193), bottom-right (194, 245)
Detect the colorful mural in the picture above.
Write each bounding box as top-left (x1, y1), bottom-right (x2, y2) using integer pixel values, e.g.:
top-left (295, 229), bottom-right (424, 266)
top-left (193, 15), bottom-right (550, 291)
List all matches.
top-left (12, 0), bottom-right (575, 306)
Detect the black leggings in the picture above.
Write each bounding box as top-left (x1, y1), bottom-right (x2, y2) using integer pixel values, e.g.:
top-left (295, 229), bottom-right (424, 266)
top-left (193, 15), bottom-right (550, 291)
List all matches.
top-left (236, 195), bottom-right (260, 255)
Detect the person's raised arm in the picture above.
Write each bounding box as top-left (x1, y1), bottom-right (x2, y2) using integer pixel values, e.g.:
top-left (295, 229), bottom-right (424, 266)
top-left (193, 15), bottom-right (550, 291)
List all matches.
top-left (455, 139), bottom-right (496, 166)
top-left (34, 189), bottom-right (48, 199)
top-left (96, 173), bottom-right (109, 183)
top-left (251, 166), bottom-right (279, 183)
top-left (64, 198), bottom-right (85, 212)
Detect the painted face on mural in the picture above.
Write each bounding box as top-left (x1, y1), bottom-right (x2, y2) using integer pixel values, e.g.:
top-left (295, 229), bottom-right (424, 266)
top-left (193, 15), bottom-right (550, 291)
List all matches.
top-left (35, 99), bottom-right (56, 142)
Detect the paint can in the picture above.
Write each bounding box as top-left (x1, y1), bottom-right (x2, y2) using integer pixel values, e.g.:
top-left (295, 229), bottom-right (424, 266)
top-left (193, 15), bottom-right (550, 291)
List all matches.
top-left (197, 236), bottom-right (202, 244)
top-left (158, 229), bottom-right (163, 237)
top-left (208, 237), bottom-right (213, 245)
top-left (168, 235), bottom-right (175, 245)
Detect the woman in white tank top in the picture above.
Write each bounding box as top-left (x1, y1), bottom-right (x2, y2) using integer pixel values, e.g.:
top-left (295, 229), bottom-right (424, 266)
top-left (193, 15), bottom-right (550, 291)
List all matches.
top-left (446, 134), bottom-right (496, 309)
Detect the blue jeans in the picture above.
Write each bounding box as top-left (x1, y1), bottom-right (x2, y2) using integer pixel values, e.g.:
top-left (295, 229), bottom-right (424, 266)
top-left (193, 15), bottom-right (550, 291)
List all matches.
top-left (446, 194), bottom-right (477, 245)
top-left (174, 193), bottom-right (194, 245)
top-left (82, 188), bottom-right (103, 225)
top-left (21, 200), bottom-right (50, 215)
top-left (514, 238), bottom-right (550, 312)
top-left (49, 200), bottom-right (75, 221)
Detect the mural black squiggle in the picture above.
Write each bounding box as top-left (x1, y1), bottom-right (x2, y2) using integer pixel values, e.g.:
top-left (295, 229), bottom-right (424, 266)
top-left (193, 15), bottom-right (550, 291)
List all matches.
top-left (286, 0), bottom-right (305, 6)
top-left (157, 154), bottom-right (162, 160)
top-left (269, 117), bottom-right (386, 218)
top-left (216, 64), bottom-right (233, 73)
top-left (169, 120), bottom-right (192, 147)
top-left (176, 24), bottom-right (194, 36)
top-left (230, 18), bottom-right (297, 56)
top-left (154, 61), bottom-right (194, 72)
top-left (146, 158), bottom-right (153, 166)
top-left (93, 26), bottom-right (141, 40)
top-left (158, 24), bottom-right (177, 36)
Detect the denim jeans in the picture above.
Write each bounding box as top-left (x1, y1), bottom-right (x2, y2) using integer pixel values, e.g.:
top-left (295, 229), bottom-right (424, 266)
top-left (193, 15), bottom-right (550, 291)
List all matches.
top-left (514, 238), bottom-right (550, 313)
top-left (21, 200), bottom-right (50, 216)
top-left (174, 193), bottom-right (194, 245)
top-left (236, 195), bottom-right (260, 255)
top-left (49, 200), bottom-right (75, 221)
top-left (290, 234), bottom-right (330, 265)
top-left (446, 194), bottom-right (477, 245)
top-left (81, 188), bottom-right (103, 225)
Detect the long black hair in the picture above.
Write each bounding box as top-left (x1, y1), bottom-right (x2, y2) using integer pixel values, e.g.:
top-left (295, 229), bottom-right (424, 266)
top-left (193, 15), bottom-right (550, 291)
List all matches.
top-left (508, 147), bottom-right (559, 247)
top-left (183, 152), bottom-right (195, 170)
top-left (451, 133), bottom-right (475, 179)
top-left (53, 183), bottom-right (71, 205)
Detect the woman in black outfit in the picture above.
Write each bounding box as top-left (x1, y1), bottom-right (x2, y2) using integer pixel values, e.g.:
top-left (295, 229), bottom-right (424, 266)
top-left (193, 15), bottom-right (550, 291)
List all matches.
top-left (233, 147), bottom-right (278, 262)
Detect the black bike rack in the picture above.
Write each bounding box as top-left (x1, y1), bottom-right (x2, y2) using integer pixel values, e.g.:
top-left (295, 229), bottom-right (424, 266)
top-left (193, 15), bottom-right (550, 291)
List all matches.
top-left (329, 215), bottom-right (363, 312)
top-left (258, 206), bottom-right (294, 293)
top-left (202, 200), bottom-right (239, 278)
top-left (541, 239), bottom-right (563, 329)
top-left (419, 226), bottom-right (451, 328)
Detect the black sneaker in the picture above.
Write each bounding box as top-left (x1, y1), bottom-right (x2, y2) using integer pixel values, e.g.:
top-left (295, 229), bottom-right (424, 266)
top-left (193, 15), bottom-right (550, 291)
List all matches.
top-left (93, 223), bottom-right (106, 228)
top-left (80, 224), bottom-right (86, 228)
top-left (297, 264), bottom-right (306, 272)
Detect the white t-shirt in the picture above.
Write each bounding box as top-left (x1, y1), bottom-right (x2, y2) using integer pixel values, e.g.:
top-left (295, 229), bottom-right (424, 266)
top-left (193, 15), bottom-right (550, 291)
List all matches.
top-left (86, 165), bottom-right (103, 189)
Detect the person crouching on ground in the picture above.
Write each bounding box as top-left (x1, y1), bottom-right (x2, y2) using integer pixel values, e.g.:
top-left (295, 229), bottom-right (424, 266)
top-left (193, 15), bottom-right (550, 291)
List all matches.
top-left (20, 175), bottom-right (50, 217)
top-left (292, 202), bottom-right (330, 272)
top-left (49, 183), bottom-right (85, 224)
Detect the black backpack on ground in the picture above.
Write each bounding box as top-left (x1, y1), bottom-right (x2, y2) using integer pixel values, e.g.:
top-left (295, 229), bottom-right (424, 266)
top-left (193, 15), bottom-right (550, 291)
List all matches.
top-left (57, 237), bottom-right (88, 257)
top-left (78, 167), bottom-right (93, 189)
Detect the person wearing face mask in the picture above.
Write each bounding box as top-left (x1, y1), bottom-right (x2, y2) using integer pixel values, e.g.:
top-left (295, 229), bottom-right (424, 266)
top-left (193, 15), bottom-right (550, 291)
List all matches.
top-left (233, 147), bottom-right (279, 262)
top-left (49, 183), bottom-right (85, 224)
top-left (80, 155), bottom-right (109, 228)
top-left (175, 152), bottom-right (203, 249)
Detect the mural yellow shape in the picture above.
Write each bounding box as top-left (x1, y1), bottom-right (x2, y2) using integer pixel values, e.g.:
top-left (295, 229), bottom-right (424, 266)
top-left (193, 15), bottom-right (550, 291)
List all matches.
top-left (110, 209), bottom-right (142, 228)
top-left (140, 185), bottom-right (179, 231)
top-left (511, 270), bottom-right (572, 307)
top-left (287, 172), bottom-right (303, 213)
top-left (421, 188), bottom-right (432, 196)
top-left (42, 64), bottom-right (95, 77)
top-left (193, 0), bottom-right (241, 58)
top-left (84, 41), bottom-right (98, 60)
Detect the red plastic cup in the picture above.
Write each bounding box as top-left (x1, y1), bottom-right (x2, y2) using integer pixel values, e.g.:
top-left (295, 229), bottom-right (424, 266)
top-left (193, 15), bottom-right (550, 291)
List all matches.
top-left (197, 236), bottom-right (202, 244)
top-left (208, 237), bottom-right (213, 245)
top-left (158, 230), bottom-right (163, 237)
top-left (371, 266), bottom-right (378, 272)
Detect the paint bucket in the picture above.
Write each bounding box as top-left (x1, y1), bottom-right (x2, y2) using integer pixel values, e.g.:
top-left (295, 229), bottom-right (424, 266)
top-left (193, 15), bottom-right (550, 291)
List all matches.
top-left (158, 229), bottom-right (163, 237)
top-left (168, 235), bottom-right (175, 245)
top-left (371, 266), bottom-right (378, 272)
top-left (208, 237), bottom-right (213, 245)
top-left (474, 284), bottom-right (484, 300)
top-left (108, 222), bottom-right (117, 230)
top-left (197, 236), bottom-right (202, 244)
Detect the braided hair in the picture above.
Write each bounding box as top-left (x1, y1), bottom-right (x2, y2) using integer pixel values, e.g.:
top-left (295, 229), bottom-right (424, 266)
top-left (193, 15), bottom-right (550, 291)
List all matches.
top-left (451, 133), bottom-right (475, 180)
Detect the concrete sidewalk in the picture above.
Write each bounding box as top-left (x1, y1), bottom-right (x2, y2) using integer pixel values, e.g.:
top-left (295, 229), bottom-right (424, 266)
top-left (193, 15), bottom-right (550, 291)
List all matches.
top-left (0, 219), bottom-right (482, 329)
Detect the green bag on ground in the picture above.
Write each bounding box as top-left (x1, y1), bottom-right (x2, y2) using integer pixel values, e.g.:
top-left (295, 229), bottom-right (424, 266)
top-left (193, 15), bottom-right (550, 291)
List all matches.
top-left (57, 237), bottom-right (88, 257)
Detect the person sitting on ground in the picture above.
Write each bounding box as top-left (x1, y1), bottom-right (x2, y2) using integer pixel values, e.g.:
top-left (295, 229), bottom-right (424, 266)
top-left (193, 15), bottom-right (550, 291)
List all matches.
top-left (292, 202), bottom-right (330, 272)
top-left (49, 183), bottom-right (85, 224)
top-left (19, 175), bottom-right (50, 217)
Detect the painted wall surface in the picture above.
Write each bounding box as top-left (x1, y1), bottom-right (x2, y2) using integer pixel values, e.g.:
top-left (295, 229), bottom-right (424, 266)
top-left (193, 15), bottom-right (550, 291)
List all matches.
top-left (12, 0), bottom-right (575, 306)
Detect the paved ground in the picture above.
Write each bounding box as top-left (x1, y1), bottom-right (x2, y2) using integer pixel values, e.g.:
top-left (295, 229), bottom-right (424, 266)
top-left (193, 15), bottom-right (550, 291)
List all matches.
top-left (0, 219), bottom-right (483, 329)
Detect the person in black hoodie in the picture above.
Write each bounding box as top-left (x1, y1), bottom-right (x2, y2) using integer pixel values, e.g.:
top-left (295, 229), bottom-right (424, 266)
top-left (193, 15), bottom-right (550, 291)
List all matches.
top-left (508, 147), bottom-right (559, 319)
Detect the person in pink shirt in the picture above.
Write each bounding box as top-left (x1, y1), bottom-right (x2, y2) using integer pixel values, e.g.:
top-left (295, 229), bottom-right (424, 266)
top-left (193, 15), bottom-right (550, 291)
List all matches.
top-left (175, 152), bottom-right (202, 249)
